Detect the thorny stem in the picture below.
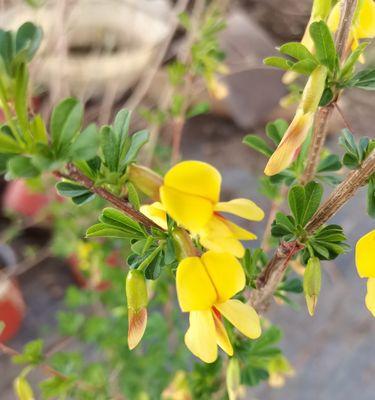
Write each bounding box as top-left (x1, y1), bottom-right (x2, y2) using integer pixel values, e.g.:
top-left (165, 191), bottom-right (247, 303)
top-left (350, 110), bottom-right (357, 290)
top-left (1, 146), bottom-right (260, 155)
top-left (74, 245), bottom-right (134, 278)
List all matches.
top-left (300, 0), bottom-right (358, 184)
top-left (250, 149), bottom-right (375, 312)
top-left (54, 163), bottom-right (162, 230)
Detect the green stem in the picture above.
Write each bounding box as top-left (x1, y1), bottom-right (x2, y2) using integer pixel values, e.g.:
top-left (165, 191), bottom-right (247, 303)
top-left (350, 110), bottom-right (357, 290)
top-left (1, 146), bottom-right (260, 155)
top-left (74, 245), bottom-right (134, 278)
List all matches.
top-left (0, 75), bottom-right (23, 144)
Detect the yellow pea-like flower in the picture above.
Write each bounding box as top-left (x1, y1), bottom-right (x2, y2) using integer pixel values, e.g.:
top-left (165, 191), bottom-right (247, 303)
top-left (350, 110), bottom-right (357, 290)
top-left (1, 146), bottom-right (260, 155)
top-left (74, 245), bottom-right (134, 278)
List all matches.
top-left (141, 200), bottom-right (258, 258)
top-left (355, 229), bottom-right (375, 316)
top-left (328, 0), bottom-right (375, 61)
top-left (159, 160), bottom-right (264, 234)
top-left (176, 251), bottom-right (261, 363)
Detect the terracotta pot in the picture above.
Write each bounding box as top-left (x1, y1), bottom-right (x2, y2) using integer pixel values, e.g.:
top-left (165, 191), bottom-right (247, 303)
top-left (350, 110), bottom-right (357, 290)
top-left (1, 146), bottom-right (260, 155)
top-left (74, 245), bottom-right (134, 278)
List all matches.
top-left (0, 245), bottom-right (25, 343)
top-left (2, 180), bottom-right (53, 218)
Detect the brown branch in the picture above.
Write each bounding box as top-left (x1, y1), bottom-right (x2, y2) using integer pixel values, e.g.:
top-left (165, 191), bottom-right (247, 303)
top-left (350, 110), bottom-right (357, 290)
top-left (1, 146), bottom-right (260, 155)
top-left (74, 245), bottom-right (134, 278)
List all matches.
top-left (300, 0), bottom-right (358, 184)
top-left (54, 164), bottom-right (162, 230)
top-left (250, 149), bottom-right (375, 312)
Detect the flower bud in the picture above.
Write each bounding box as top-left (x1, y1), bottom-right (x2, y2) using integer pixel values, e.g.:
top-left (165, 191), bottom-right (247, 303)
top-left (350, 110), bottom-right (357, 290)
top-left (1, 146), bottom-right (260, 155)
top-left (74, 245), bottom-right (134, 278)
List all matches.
top-left (162, 371), bottom-right (192, 400)
top-left (127, 164), bottom-right (163, 201)
top-left (126, 270), bottom-right (148, 350)
top-left (13, 376), bottom-right (34, 400)
top-left (226, 358), bottom-right (241, 400)
top-left (301, 65), bottom-right (328, 114)
top-left (303, 257), bottom-right (322, 316)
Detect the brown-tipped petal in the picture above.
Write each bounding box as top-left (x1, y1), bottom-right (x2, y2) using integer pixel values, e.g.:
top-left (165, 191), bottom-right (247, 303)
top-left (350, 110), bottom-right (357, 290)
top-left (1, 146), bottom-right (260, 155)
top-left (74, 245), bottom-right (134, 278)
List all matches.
top-left (128, 308), bottom-right (147, 350)
top-left (264, 111), bottom-right (313, 176)
top-left (305, 295), bottom-right (318, 317)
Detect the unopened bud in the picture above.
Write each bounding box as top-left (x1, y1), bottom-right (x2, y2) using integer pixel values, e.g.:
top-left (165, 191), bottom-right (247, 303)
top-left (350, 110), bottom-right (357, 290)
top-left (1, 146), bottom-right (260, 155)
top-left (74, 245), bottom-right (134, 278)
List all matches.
top-left (162, 371), bottom-right (192, 400)
top-left (13, 376), bottom-right (34, 400)
top-left (311, 0), bottom-right (332, 19)
top-left (126, 270), bottom-right (148, 349)
top-left (127, 164), bottom-right (163, 201)
top-left (303, 257), bottom-right (322, 316)
top-left (226, 358), bottom-right (241, 400)
top-left (301, 65), bottom-right (328, 114)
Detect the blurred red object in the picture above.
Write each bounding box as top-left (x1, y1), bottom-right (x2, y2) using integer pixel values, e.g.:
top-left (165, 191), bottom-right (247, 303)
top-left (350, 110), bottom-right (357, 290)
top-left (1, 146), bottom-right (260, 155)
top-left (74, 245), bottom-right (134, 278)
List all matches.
top-left (2, 180), bottom-right (52, 218)
top-left (68, 250), bottom-right (121, 292)
top-left (0, 280), bottom-right (25, 342)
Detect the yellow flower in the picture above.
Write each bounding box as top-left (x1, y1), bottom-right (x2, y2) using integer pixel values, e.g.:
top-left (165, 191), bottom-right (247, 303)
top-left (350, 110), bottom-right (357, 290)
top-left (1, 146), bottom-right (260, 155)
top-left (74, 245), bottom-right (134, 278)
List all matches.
top-left (355, 229), bottom-right (375, 316)
top-left (159, 160), bottom-right (264, 233)
top-left (141, 201), bottom-right (258, 258)
top-left (176, 251), bottom-right (261, 363)
top-left (265, 65), bottom-right (328, 176)
top-left (328, 0), bottom-right (375, 60)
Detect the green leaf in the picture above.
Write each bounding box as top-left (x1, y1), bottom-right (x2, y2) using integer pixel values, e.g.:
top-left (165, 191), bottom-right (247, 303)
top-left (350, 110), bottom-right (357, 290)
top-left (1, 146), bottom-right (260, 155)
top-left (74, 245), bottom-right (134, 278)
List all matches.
top-left (263, 57), bottom-right (293, 71)
top-left (7, 155), bottom-right (40, 178)
top-left (186, 102), bottom-right (210, 118)
top-left (279, 42), bottom-right (316, 62)
top-left (339, 42), bottom-right (369, 80)
top-left (317, 154), bottom-right (342, 172)
top-left (56, 181), bottom-right (89, 197)
top-left (348, 68), bottom-right (375, 90)
top-left (14, 63), bottom-right (30, 136)
top-left (319, 87), bottom-right (334, 106)
top-left (51, 98), bottom-right (83, 156)
top-left (100, 207), bottom-right (143, 233)
top-left (126, 182), bottom-right (140, 210)
top-left (86, 223), bottom-right (139, 239)
top-left (30, 114), bottom-right (48, 144)
top-left (114, 109), bottom-right (131, 162)
top-left (0, 129), bottom-right (23, 153)
top-left (291, 59), bottom-right (319, 75)
top-left (123, 130), bottom-right (149, 166)
top-left (309, 21), bottom-right (337, 72)
top-left (301, 181), bottom-right (323, 226)
top-left (15, 22), bottom-right (42, 61)
top-left (71, 192), bottom-right (96, 206)
top-left (243, 135), bottom-right (273, 157)
top-left (265, 119), bottom-right (288, 145)
top-left (279, 278), bottom-right (303, 293)
top-left (0, 30), bottom-right (14, 76)
top-left (40, 376), bottom-right (75, 399)
top-left (69, 123), bottom-right (99, 160)
top-left (12, 339), bottom-right (44, 365)
top-left (367, 175), bottom-right (375, 218)
top-left (100, 125), bottom-right (119, 172)
top-left (288, 185), bottom-right (305, 225)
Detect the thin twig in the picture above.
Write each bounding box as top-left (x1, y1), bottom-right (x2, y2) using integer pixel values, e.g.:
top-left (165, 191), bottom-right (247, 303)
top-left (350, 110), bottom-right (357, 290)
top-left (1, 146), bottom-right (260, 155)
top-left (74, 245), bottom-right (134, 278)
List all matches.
top-left (53, 164), bottom-right (162, 230)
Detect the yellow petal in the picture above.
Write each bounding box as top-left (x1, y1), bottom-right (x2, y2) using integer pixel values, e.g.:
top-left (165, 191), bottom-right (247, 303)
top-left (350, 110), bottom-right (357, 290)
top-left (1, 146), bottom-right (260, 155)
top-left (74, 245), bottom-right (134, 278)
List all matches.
top-left (160, 186), bottom-right (214, 232)
top-left (365, 278), bottom-right (375, 317)
top-left (200, 235), bottom-right (245, 258)
top-left (223, 218), bottom-right (257, 240)
top-left (185, 310), bottom-right (218, 363)
top-left (215, 199), bottom-right (264, 221)
top-left (140, 202), bottom-right (168, 230)
top-left (163, 160), bottom-right (221, 203)
top-left (264, 110), bottom-right (313, 176)
top-left (327, 2), bottom-right (340, 32)
top-left (202, 251), bottom-right (245, 303)
top-left (176, 257), bottom-right (217, 311)
top-left (216, 299), bottom-right (262, 339)
top-left (212, 309), bottom-right (233, 356)
top-left (355, 0), bottom-right (375, 38)
top-left (128, 308), bottom-right (147, 350)
top-left (355, 230), bottom-right (375, 278)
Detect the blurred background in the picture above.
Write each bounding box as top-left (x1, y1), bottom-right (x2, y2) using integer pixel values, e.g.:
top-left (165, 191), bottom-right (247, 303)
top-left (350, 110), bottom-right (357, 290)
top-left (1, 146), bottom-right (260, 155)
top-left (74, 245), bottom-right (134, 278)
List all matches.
top-left (0, 0), bottom-right (374, 399)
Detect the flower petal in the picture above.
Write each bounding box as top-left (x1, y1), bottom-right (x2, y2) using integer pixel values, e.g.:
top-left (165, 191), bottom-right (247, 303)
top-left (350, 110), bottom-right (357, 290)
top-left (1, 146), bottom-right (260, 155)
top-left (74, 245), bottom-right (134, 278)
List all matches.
top-left (128, 308), bottom-right (147, 350)
top-left (185, 310), bottom-right (218, 363)
top-left (212, 309), bottom-right (233, 356)
top-left (163, 160), bottom-right (221, 203)
top-left (355, 230), bottom-right (375, 278)
top-left (365, 278), bottom-right (375, 317)
top-left (215, 199), bottom-right (264, 221)
top-left (216, 299), bottom-right (261, 339)
top-left (176, 257), bottom-right (217, 312)
top-left (200, 235), bottom-right (245, 258)
top-left (327, 2), bottom-right (340, 32)
top-left (355, 0), bottom-right (375, 38)
top-left (140, 202), bottom-right (168, 230)
top-left (264, 110), bottom-right (313, 176)
top-left (223, 219), bottom-right (257, 240)
top-left (202, 251), bottom-right (245, 302)
top-left (160, 186), bottom-right (214, 232)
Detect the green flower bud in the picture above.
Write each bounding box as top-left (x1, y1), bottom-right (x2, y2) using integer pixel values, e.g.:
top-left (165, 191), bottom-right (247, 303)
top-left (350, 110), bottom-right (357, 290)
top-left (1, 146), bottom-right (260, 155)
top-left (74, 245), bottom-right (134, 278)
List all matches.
top-left (127, 164), bottom-right (163, 201)
top-left (126, 270), bottom-right (148, 350)
top-left (13, 376), bottom-right (34, 400)
top-left (226, 358), bottom-right (241, 400)
top-left (303, 257), bottom-right (322, 316)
